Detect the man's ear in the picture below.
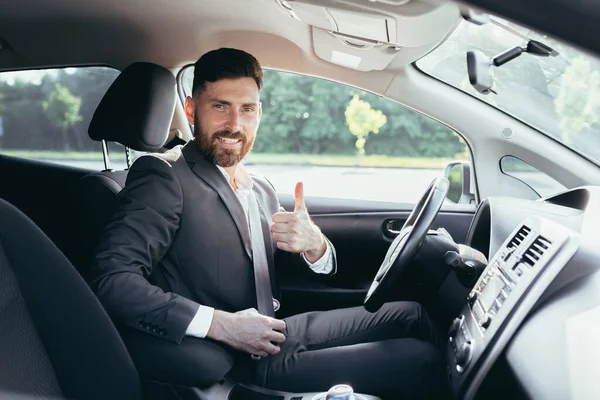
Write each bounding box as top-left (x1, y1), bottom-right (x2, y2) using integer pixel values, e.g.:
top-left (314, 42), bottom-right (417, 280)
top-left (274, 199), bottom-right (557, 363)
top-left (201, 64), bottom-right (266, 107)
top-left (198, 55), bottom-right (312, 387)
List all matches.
top-left (184, 96), bottom-right (195, 125)
top-left (258, 101), bottom-right (262, 123)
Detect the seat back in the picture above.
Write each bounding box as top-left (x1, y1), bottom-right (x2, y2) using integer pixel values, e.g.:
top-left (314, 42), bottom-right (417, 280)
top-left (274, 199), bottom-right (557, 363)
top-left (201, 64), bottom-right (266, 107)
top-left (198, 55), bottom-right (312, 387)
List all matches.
top-left (77, 62), bottom-right (177, 278)
top-left (0, 198), bottom-right (142, 399)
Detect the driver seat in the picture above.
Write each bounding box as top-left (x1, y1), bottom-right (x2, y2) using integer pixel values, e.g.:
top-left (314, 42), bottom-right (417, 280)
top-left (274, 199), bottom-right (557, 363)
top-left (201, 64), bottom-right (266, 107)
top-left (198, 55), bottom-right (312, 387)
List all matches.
top-left (0, 197), bottom-right (142, 399)
top-left (77, 61), bottom-right (242, 395)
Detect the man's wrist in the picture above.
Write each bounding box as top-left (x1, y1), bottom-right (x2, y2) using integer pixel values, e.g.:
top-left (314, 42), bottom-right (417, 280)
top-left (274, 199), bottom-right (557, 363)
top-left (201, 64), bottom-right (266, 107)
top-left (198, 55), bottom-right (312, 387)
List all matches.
top-left (206, 310), bottom-right (231, 341)
top-left (185, 305), bottom-right (215, 338)
top-left (304, 236), bottom-right (326, 263)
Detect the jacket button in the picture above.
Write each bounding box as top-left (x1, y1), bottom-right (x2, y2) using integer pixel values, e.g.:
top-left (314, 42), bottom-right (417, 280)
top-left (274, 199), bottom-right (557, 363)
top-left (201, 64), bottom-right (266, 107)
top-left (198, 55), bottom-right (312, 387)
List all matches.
top-left (152, 326), bottom-right (160, 333)
top-left (138, 321), bottom-right (146, 329)
top-left (159, 329), bottom-right (167, 336)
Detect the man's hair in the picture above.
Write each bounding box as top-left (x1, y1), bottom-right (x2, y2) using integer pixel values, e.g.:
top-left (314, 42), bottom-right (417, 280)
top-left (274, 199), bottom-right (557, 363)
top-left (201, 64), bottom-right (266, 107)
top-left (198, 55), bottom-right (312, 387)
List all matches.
top-left (191, 48), bottom-right (263, 95)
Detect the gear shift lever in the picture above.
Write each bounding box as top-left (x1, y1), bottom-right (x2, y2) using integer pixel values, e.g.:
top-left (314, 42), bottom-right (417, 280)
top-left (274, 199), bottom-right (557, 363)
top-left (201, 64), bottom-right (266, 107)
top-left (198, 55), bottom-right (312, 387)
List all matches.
top-left (325, 384), bottom-right (355, 399)
top-left (445, 244), bottom-right (487, 288)
top-left (310, 384), bottom-right (376, 400)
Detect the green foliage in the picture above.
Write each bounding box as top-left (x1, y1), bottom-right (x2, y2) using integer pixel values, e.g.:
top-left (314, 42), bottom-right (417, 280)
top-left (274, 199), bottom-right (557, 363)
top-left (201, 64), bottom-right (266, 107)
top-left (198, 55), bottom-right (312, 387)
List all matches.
top-left (42, 83), bottom-right (83, 150)
top-left (555, 56), bottom-right (600, 144)
top-left (257, 70), bottom-right (465, 158)
top-left (0, 67), bottom-right (119, 151)
top-left (0, 67), bottom-right (466, 160)
top-left (345, 94), bottom-right (387, 155)
top-left (43, 83), bottom-right (82, 129)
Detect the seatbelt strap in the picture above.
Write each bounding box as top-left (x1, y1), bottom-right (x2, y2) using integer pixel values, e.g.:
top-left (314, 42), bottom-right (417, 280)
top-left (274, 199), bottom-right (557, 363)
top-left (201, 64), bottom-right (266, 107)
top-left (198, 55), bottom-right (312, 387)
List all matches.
top-left (246, 191), bottom-right (276, 318)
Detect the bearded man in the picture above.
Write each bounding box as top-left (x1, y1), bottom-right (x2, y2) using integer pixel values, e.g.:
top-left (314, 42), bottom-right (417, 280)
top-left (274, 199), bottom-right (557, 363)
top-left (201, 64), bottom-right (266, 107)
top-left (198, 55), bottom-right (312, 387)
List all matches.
top-left (90, 48), bottom-right (446, 400)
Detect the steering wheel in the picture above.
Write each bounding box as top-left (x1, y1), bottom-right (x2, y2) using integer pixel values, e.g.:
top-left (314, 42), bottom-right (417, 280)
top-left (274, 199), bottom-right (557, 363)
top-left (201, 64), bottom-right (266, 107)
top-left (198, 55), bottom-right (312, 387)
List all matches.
top-left (364, 177), bottom-right (450, 312)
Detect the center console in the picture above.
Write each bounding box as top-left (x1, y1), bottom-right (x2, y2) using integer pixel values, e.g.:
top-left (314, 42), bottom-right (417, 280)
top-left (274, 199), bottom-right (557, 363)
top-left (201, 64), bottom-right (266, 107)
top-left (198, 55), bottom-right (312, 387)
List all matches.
top-left (446, 216), bottom-right (579, 399)
top-left (201, 381), bottom-right (382, 400)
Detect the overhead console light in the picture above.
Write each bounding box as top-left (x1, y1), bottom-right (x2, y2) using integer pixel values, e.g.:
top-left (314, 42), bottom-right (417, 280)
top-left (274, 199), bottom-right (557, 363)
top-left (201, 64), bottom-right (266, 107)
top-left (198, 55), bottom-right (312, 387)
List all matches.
top-left (330, 50), bottom-right (362, 69)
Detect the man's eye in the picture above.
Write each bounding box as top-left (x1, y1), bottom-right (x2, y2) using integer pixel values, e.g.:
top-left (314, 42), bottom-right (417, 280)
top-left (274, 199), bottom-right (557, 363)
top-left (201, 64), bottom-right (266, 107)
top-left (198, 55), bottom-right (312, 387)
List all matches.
top-left (214, 104), bottom-right (225, 109)
top-left (244, 107), bottom-right (255, 112)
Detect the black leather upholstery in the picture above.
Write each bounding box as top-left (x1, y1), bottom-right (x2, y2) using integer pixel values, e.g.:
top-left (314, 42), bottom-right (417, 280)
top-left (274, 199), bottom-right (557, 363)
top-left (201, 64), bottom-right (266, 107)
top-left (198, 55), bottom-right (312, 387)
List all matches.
top-left (0, 198), bottom-right (142, 399)
top-left (77, 170), bottom-right (128, 279)
top-left (88, 62), bottom-right (176, 152)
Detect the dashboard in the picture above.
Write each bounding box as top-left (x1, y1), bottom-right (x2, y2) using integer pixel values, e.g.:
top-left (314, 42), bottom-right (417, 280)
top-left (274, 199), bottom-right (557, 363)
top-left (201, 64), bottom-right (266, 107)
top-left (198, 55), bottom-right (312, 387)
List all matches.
top-left (449, 186), bottom-right (600, 399)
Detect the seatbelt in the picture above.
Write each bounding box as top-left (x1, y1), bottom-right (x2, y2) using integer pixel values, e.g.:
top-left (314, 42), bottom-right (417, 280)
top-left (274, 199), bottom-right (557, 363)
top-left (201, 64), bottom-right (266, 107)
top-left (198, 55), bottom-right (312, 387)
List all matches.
top-left (246, 191), bottom-right (276, 318)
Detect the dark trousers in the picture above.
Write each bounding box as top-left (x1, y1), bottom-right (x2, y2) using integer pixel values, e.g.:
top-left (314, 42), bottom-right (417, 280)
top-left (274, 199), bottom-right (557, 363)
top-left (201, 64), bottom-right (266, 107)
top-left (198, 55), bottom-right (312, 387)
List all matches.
top-left (254, 301), bottom-right (448, 400)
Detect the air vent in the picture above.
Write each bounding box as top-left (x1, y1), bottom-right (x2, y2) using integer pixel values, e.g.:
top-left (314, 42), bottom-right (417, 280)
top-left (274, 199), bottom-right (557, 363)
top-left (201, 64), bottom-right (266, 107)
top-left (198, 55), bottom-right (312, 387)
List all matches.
top-left (507, 225), bottom-right (531, 250)
top-left (522, 235), bottom-right (551, 268)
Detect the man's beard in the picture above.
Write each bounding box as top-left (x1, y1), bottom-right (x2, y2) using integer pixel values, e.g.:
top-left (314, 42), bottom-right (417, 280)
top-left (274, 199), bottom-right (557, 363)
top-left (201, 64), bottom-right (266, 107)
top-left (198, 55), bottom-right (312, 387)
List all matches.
top-left (193, 117), bottom-right (255, 168)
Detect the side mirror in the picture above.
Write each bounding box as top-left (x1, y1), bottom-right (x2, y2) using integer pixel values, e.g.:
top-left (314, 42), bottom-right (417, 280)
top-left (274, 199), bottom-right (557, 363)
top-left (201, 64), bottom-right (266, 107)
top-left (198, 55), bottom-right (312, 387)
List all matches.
top-left (444, 161), bottom-right (475, 204)
top-left (466, 50), bottom-right (495, 95)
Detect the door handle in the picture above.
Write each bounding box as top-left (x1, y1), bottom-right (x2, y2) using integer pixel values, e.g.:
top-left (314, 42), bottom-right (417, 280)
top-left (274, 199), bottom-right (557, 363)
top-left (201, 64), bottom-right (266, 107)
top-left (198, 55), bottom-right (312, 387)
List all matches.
top-left (384, 220), bottom-right (404, 235)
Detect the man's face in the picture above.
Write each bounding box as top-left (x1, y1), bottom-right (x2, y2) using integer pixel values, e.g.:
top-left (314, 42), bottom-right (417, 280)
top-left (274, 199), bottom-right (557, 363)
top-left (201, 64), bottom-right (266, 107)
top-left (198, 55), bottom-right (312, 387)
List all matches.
top-left (185, 77), bottom-right (262, 168)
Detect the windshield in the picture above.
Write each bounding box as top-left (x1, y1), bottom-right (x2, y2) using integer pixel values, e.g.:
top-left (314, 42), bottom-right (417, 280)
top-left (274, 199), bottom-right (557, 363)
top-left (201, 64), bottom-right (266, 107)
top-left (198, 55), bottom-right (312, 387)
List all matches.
top-left (417, 18), bottom-right (600, 165)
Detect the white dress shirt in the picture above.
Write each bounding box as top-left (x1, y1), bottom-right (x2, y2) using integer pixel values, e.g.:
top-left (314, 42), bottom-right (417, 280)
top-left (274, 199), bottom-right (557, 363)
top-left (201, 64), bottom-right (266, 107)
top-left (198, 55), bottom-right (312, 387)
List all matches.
top-left (185, 163), bottom-right (334, 338)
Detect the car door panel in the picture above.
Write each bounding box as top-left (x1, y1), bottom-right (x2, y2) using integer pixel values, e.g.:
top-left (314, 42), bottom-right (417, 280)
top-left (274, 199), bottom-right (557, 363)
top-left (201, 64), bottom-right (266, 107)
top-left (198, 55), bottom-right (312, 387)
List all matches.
top-left (276, 193), bottom-right (476, 316)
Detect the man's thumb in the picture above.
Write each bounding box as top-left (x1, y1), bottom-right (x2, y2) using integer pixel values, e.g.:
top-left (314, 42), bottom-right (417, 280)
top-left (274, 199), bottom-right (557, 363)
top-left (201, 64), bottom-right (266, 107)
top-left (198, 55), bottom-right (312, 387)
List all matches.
top-left (294, 182), bottom-right (306, 211)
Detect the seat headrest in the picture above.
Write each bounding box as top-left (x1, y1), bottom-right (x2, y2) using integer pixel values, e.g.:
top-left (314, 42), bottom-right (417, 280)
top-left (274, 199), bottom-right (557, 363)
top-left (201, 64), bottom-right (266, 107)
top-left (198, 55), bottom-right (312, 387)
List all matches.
top-left (88, 62), bottom-right (176, 152)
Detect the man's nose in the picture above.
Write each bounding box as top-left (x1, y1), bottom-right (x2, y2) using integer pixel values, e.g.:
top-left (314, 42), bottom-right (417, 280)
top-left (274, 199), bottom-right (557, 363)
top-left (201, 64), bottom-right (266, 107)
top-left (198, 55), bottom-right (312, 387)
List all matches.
top-left (226, 110), bottom-right (242, 133)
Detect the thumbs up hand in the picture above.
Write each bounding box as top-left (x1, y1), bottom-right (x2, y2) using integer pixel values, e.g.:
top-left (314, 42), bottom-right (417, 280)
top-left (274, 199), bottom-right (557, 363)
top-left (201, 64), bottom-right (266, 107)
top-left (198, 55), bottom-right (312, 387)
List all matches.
top-left (271, 182), bottom-right (326, 262)
top-left (293, 181), bottom-right (307, 212)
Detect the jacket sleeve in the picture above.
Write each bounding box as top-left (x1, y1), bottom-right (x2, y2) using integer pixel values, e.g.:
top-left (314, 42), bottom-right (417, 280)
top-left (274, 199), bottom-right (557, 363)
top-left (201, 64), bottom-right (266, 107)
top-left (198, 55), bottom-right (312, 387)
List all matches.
top-left (89, 154), bottom-right (199, 344)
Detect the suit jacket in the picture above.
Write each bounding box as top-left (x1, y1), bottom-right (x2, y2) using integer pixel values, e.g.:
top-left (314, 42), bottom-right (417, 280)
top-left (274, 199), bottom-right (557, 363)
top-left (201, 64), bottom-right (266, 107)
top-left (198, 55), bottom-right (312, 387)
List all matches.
top-left (90, 141), bottom-right (336, 344)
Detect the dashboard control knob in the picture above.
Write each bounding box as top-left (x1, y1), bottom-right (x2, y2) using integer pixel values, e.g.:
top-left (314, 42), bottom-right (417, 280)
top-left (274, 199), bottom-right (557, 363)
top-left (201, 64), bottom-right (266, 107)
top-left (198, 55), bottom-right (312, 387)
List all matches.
top-left (448, 317), bottom-right (462, 338)
top-left (480, 313), bottom-right (492, 329)
top-left (456, 341), bottom-right (472, 367)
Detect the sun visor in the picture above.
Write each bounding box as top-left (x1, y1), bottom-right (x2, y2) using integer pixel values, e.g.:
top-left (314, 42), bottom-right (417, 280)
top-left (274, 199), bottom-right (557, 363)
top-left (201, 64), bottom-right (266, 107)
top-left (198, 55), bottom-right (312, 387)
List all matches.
top-left (312, 28), bottom-right (402, 71)
top-left (278, 1), bottom-right (397, 43)
top-left (275, 0), bottom-right (460, 71)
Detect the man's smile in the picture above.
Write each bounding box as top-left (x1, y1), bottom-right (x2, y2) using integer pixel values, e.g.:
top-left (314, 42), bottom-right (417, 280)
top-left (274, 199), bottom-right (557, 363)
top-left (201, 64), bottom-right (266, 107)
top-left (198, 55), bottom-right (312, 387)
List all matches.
top-left (216, 136), bottom-right (242, 148)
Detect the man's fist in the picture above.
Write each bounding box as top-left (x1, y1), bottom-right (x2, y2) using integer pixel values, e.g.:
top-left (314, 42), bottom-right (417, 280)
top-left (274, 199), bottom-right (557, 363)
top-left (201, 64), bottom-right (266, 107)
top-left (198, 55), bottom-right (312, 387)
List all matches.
top-left (271, 182), bottom-right (326, 262)
top-left (207, 308), bottom-right (286, 357)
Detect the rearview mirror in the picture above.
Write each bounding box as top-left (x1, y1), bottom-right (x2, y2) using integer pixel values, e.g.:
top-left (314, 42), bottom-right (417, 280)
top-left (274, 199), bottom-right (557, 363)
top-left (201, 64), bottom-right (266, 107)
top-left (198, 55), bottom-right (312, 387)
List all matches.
top-left (466, 50), bottom-right (495, 95)
top-left (444, 161), bottom-right (475, 204)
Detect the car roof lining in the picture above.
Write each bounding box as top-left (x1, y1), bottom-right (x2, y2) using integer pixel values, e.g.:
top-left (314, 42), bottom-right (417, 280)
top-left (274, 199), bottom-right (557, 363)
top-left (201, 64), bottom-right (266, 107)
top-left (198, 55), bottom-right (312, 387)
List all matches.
top-left (0, 0), bottom-right (459, 97)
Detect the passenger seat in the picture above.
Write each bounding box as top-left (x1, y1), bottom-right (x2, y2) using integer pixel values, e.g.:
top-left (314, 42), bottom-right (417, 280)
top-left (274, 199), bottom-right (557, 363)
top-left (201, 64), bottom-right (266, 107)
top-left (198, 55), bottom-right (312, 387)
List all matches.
top-left (0, 197), bottom-right (142, 399)
top-left (77, 62), bottom-right (177, 279)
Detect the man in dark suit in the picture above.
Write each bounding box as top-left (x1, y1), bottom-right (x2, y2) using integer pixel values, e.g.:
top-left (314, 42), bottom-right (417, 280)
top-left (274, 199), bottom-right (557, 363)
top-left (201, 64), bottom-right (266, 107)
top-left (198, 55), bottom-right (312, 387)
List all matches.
top-left (90, 48), bottom-right (447, 399)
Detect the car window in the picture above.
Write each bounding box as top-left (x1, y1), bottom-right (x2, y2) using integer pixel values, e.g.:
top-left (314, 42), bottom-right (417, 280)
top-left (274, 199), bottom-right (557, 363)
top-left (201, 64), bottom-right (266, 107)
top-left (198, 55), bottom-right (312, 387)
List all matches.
top-left (179, 67), bottom-right (472, 204)
top-left (0, 66), bottom-right (131, 170)
top-left (417, 17), bottom-right (600, 166)
top-left (500, 155), bottom-right (566, 197)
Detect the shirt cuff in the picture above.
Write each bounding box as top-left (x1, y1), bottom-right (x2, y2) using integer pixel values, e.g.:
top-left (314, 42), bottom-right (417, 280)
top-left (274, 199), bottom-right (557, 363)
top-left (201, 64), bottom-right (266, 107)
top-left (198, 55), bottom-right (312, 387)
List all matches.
top-left (302, 239), bottom-right (334, 274)
top-left (185, 305), bottom-right (215, 338)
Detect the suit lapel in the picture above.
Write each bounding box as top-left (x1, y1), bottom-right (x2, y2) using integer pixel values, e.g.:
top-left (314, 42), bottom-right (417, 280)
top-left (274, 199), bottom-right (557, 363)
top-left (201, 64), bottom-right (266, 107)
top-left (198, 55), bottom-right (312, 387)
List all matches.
top-left (182, 142), bottom-right (252, 259)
